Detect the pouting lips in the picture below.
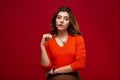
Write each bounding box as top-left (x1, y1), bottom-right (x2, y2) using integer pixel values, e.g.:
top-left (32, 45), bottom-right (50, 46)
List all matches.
top-left (58, 24), bottom-right (63, 26)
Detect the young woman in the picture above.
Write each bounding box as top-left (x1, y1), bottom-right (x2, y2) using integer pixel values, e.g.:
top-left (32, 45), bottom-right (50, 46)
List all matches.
top-left (40, 6), bottom-right (86, 80)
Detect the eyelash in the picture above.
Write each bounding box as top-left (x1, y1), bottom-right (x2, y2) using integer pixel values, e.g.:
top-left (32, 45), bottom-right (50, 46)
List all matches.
top-left (57, 17), bottom-right (69, 21)
top-left (57, 17), bottom-right (61, 19)
top-left (65, 19), bottom-right (69, 21)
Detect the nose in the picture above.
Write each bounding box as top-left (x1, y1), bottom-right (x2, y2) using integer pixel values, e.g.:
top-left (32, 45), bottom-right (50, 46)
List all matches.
top-left (60, 18), bottom-right (64, 23)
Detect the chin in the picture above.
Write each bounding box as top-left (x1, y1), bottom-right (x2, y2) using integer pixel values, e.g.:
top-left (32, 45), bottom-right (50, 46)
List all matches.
top-left (58, 28), bottom-right (64, 31)
top-left (57, 27), bottom-right (63, 30)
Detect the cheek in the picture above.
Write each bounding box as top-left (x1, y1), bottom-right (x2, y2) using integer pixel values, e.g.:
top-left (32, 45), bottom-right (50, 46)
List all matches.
top-left (56, 19), bottom-right (59, 24)
top-left (65, 21), bottom-right (70, 26)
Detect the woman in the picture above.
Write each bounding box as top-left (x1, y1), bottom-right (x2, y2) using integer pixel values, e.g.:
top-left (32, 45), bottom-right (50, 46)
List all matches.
top-left (40, 6), bottom-right (86, 80)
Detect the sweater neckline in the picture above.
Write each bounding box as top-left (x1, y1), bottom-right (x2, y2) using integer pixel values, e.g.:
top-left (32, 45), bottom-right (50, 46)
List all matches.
top-left (54, 35), bottom-right (71, 48)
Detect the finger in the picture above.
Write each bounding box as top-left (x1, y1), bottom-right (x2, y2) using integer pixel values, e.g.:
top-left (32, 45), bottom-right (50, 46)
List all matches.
top-left (46, 34), bottom-right (52, 39)
top-left (48, 34), bottom-right (52, 39)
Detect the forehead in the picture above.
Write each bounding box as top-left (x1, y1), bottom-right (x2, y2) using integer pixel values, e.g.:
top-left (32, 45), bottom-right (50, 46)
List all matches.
top-left (57, 11), bottom-right (69, 17)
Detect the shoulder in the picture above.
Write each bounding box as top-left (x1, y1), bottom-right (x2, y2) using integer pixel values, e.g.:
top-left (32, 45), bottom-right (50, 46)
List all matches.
top-left (72, 35), bottom-right (85, 48)
top-left (70, 35), bottom-right (85, 44)
top-left (71, 35), bottom-right (84, 40)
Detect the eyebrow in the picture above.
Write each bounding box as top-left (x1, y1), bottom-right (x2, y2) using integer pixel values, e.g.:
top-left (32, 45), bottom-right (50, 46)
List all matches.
top-left (57, 15), bottom-right (69, 18)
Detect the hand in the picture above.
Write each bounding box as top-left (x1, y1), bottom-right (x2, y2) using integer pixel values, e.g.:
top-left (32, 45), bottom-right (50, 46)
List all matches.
top-left (48, 68), bottom-right (54, 74)
top-left (40, 34), bottom-right (52, 45)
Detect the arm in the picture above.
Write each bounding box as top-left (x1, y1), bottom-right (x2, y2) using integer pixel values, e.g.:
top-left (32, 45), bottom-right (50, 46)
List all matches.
top-left (48, 36), bottom-right (86, 74)
top-left (40, 44), bottom-right (51, 66)
top-left (54, 65), bottom-right (72, 73)
top-left (48, 65), bottom-right (72, 74)
top-left (40, 34), bottom-right (53, 72)
top-left (70, 36), bottom-right (86, 71)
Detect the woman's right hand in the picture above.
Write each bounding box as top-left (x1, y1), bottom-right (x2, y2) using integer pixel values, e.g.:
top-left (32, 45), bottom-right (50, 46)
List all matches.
top-left (40, 34), bottom-right (52, 45)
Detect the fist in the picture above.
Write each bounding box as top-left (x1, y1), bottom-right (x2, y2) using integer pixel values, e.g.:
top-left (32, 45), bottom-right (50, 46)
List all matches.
top-left (41, 34), bottom-right (52, 45)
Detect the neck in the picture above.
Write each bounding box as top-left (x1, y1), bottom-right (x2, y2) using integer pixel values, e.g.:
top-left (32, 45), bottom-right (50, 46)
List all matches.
top-left (57, 31), bottom-right (69, 45)
top-left (57, 30), bottom-right (69, 37)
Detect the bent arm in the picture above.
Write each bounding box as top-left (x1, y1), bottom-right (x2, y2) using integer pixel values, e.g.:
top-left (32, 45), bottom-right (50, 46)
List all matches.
top-left (70, 36), bottom-right (86, 71)
top-left (40, 44), bottom-right (53, 72)
top-left (40, 44), bottom-right (51, 66)
top-left (51, 36), bottom-right (86, 73)
top-left (40, 34), bottom-right (53, 72)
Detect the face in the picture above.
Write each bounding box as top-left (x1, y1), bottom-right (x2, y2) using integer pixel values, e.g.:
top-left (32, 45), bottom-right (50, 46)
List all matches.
top-left (56, 11), bottom-right (70, 31)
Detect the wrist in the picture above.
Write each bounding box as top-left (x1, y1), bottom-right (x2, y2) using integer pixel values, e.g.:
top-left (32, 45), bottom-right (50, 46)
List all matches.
top-left (53, 68), bottom-right (56, 74)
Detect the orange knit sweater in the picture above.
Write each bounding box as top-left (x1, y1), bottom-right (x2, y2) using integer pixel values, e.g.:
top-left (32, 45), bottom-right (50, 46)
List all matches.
top-left (41, 35), bottom-right (86, 72)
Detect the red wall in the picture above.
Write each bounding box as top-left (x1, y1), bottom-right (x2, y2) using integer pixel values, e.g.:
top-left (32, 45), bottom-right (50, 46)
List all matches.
top-left (1, 0), bottom-right (120, 80)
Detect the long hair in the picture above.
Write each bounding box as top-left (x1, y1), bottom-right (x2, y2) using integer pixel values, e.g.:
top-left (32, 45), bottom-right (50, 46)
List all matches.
top-left (50, 6), bottom-right (82, 36)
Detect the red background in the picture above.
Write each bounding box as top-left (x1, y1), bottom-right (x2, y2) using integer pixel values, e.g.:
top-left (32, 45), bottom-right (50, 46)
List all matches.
top-left (1, 0), bottom-right (120, 80)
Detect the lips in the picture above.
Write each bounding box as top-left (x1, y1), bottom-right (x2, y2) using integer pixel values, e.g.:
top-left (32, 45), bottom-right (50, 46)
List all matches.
top-left (58, 24), bottom-right (63, 26)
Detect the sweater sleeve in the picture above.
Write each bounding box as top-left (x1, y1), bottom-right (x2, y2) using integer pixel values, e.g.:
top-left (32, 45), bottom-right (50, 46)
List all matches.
top-left (70, 36), bottom-right (86, 71)
top-left (40, 42), bottom-right (53, 72)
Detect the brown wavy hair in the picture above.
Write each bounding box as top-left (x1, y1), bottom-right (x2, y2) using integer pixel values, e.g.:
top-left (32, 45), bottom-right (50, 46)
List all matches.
top-left (50, 6), bottom-right (82, 36)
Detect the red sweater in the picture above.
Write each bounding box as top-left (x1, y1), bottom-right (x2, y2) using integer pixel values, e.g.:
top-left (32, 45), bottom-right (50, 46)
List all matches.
top-left (41, 35), bottom-right (86, 72)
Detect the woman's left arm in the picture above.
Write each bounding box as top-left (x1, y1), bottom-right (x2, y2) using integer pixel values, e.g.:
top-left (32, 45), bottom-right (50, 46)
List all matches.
top-left (48, 65), bottom-right (72, 74)
top-left (48, 36), bottom-right (86, 74)
top-left (70, 36), bottom-right (86, 71)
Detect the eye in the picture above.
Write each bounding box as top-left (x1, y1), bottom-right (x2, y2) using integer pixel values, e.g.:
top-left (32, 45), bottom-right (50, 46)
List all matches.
top-left (65, 18), bottom-right (69, 21)
top-left (57, 16), bottom-right (61, 19)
